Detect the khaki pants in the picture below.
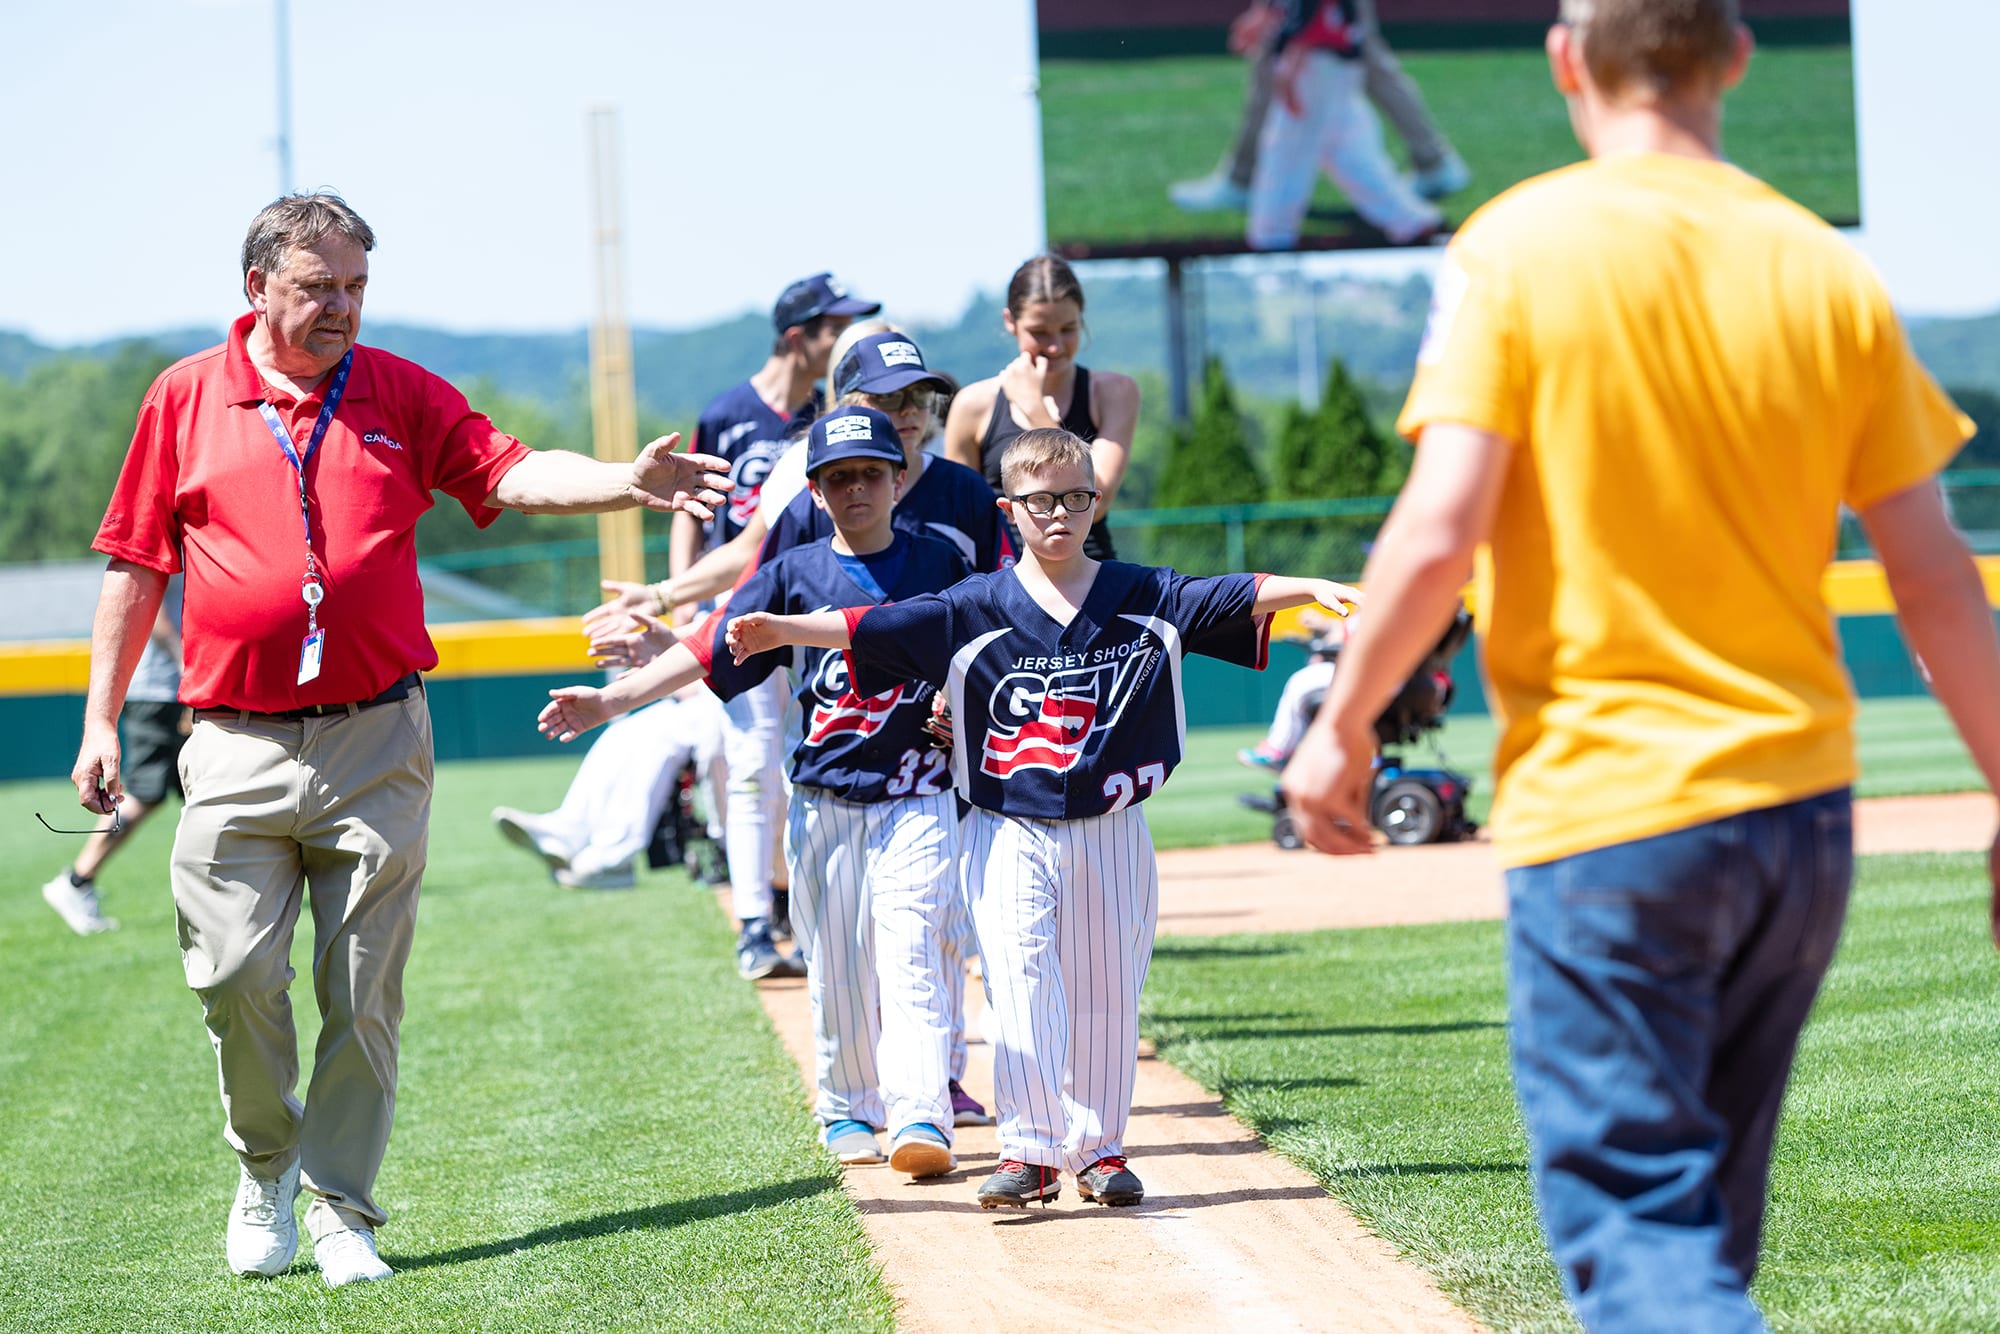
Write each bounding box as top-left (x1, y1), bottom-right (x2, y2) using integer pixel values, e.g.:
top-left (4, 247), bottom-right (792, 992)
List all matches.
top-left (171, 690), bottom-right (432, 1239)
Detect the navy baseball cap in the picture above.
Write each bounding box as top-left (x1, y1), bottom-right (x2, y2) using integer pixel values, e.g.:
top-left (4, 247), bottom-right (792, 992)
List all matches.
top-left (833, 331), bottom-right (952, 399)
top-left (806, 407), bottom-right (906, 477)
top-left (773, 272), bottom-right (880, 332)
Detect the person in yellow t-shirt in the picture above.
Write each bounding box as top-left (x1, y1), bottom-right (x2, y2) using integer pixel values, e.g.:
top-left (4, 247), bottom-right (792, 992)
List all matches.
top-left (1279, 1), bottom-right (2000, 1329)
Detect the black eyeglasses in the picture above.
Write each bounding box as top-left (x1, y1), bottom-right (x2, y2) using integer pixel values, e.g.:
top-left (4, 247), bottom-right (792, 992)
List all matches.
top-left (1010, 488), bottom-right (1100, 517)
top-left (36, 806), bottom-right (124, 837)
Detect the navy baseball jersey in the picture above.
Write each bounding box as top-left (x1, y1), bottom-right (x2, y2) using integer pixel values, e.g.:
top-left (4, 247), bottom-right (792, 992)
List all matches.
top-left (846, 564), bottom-right (1271, 820)
top-left (693, 532), bottom-right (974, 803)
top-left (759, 454), bottom-right (1014, 575)
top-left (693, 380), bottom-right (810, 548)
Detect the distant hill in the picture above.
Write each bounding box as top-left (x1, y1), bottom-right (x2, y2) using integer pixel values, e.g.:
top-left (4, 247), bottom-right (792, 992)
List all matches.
top-left (4, 275), bottom-right (1994, 420)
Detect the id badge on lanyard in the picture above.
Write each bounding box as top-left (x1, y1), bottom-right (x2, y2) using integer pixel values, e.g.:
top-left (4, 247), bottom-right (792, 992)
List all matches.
top-left (256, 350), bottom-right (352, 685)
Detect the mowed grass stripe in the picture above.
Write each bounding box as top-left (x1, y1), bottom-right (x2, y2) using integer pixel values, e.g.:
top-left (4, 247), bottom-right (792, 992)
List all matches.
top-left (0, 757), bottom-right (893, 1333)
top-left (1142, 854), bottom-right (2000, 1333)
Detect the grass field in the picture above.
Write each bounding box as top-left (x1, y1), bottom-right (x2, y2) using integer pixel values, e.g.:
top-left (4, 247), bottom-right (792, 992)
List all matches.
top-left (0, 694), bottom-right (1982, 1329)
top-left (1142, 852), bottom-right (2000, 1333)
top-left (0, 759), bottom-right (895, 1333)
top-left (1041, 45), bottom-right (1860, 251)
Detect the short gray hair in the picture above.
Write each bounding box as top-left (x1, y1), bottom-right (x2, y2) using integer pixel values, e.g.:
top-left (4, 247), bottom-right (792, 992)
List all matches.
top-left (240, 193), bottom-right (375, 286)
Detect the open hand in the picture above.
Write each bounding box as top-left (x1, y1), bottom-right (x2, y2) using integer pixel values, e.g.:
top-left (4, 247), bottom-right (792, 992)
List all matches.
top-left (538, 686), bottom-right (613, 743)
top-left (1311, 580), bottom-right (1364, 616)
top-left (582, 580), bottom-right (656, 637)
top-left (1274, 42), bottom-right (1308, 117)
top-left (629, 432), bottom-right (731, 519)
top-left (589, 611), bottom-right (679, 670)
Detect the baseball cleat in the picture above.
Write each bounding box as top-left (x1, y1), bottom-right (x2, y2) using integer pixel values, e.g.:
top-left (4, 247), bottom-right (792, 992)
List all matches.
top-left (949, 1080), bottom-right (994, 1127)
top-left (1075, 1155), bottom-right (1144, 1207)
top-left (977, 1160), bottom-right (1061, 1209)
top-left (888, 1123), bottom-right (955, 1179)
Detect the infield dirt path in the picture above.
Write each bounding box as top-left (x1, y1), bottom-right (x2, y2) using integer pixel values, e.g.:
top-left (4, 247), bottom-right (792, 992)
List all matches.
top-left (753, 792), bottom-right (1991, 1333)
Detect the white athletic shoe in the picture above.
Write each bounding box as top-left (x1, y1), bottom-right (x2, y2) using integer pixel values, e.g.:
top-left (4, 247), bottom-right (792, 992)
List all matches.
top-left (492, 806), bottom-right (573, 873)
top-left (226, 1161), bottom-right (300, 1277)
top-left (42, 870), bottom-right (117, 935)
top-left (823, 1119), bottom-right (886, 1165)
top-left (554, 861), bottom-right (637, 890)
top-left (1412, 151), bottom-right (1471, 200)
top-left (314, 1227), bottom-right (393, 1288)
top-left (1169, 172), bottom-right (1250, 213)
top-left (888, 1124), bottom-right (956, 1179)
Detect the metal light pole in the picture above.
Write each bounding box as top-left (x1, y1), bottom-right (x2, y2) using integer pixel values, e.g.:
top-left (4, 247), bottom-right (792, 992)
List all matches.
top-left (586, 105), bottom-right (646, 592)
top-left (274, 0), bottom-right (294, 193)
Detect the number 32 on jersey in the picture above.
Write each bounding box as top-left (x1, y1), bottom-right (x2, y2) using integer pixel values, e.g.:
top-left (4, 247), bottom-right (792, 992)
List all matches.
top-left (885, 747), bottom-right (951, 796)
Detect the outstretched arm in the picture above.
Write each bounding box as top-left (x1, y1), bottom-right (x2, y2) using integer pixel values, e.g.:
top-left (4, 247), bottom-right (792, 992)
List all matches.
top-left (726, 610), bottom-right (854, 665)
top-left (488, 433), bottom-right (731, 517)
top-left (537, 637), bottom-right (708, 743)
top-left (1282, 423), bottom-right (1512, 855)
top-left (1252, 574), bottom-right (1363, 619)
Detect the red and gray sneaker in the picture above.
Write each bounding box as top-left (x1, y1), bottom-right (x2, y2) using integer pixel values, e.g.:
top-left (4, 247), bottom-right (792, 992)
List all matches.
top-left (949, 1079), bottom-right (994, 1127)
top-left (977, 1160), bottom-right (1062, 1209)
top-left (1075, 1155), bottom-right (1144, 1206)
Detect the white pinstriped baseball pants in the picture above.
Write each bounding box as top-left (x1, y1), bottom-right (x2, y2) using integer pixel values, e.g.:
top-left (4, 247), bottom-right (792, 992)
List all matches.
top-left (964, 804), bottom-right (1159, 1172)
top-left (721, 674), bottom-right (787, 922)
top-left (787, 787), bottom-right (958, 1138)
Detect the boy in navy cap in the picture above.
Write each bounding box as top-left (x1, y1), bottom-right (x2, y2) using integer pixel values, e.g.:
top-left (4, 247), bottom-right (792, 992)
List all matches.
top-left (539, 407), bottom-right (976, 1178)
top-left (672, 272), bottom-right (880, 979)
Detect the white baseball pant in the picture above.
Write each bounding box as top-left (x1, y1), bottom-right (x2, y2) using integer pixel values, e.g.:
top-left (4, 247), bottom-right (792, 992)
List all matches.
top-left (1265, 658), bottom-right (1338, 760)
top-left (965, 804), bottom-right (1159, 1172)
top-left (1247, 49), bottom-right (1441, 249)
top-left (787, 787), bottom-right (958, 1140)
top-left (545, 692), bottom-right (725, 878)
top-left (721, 674), bottom-right (787, 922)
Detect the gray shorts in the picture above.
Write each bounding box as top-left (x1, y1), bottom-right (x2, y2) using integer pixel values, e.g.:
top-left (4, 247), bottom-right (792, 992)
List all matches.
top-left (121, 699), bottom-right (187, 805)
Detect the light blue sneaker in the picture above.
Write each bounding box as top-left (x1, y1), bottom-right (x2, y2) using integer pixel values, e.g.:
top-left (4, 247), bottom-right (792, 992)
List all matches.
top-left (888, 1122), bottom-right (955, 1179)
top-left (823, 1119), bottom-right (884, 1165)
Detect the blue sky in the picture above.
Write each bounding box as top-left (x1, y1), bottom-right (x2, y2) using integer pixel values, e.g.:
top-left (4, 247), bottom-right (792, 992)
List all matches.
top-left (0, 0), bottom-right (1992, 346)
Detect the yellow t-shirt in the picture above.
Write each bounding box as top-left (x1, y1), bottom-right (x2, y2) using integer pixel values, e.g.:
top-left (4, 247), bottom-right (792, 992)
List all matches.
top-left (1399, 153), bottom-right (1971, 867)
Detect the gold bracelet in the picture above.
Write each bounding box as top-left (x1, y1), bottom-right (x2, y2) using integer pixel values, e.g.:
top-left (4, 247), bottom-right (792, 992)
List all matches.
top-left (649, 581), bottom-right (669, 616)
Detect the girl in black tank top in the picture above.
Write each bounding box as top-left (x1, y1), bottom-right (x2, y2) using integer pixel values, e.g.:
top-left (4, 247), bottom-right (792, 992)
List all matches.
top-left (979, 367), bottom-right (1117, 560)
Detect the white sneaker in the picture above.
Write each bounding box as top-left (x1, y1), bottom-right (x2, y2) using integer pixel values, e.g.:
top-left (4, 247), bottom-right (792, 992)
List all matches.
top-left (554, 860), bottom-right (637, 890)
top-left (227, 1161), bottom-right (300, 1277)
top-left (315, 1227), bottom-right (393, 1288)
top-left (1412, 151), bottom-right (1470, 200)
top-left (1169, 172), bottom-right (1250, 213)
top-left (42, 871), bottom-right (118, 935)
top-left (492, 806), bottom-right (574, 873)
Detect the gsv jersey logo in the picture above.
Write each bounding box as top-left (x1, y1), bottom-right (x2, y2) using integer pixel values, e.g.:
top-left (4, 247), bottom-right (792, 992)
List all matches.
top-left (803, 649), bottom-right (908, 746)
top-left (979, 640), bottom-right (1159, 777)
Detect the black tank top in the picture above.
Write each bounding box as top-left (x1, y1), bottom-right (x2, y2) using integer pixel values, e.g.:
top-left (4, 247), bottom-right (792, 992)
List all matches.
top-left (980, 367), bottom-right (1117, 558)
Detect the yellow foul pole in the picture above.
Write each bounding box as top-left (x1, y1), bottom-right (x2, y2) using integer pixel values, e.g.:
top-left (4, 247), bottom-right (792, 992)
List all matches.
top-left (586, 105), bottom-right (645, 591)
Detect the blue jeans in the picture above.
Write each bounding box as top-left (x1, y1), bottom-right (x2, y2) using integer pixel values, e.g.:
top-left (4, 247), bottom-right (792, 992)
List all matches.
top-left (1505, 789), bottom-right (1853, 1334)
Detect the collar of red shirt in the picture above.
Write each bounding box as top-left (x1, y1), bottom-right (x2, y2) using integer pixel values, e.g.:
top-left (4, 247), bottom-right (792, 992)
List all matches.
top-left (222, 311), bottom-right (376, 409)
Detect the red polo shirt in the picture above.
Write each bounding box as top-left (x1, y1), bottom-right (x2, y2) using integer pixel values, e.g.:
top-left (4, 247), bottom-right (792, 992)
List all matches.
top-left (94, 312), bottom-right (533, 711)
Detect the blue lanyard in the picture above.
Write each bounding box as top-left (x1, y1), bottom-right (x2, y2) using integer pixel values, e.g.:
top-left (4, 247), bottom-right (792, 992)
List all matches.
top-left (255, 349), bottom-right (352, 626)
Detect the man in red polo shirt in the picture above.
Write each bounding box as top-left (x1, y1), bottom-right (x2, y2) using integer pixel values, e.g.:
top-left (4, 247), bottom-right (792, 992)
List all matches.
top-left (71, 193), bottom-right (729, 1289)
